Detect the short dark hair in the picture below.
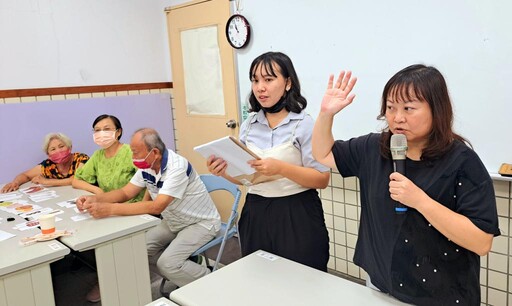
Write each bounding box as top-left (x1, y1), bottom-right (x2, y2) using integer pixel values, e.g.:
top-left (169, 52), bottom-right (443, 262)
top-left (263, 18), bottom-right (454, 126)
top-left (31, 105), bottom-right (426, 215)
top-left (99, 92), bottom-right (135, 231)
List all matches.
top-left (378, 64), bottom-right (469, 161)
top-left (93, 114), bottom-right (123, 140)
top-left (248, 51), bottom-right (307, 113)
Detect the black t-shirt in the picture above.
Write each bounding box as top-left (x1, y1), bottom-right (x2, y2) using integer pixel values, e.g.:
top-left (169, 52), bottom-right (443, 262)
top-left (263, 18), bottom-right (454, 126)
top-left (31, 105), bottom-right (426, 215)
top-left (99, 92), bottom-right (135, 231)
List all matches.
top-left (332, 133), bottom-right (500, 306)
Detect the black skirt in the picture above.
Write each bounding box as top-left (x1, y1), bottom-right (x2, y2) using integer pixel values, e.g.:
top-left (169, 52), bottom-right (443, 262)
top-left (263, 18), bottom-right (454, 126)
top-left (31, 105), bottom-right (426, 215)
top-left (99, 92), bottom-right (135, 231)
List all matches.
top-left (239, 189), bottom-right (330, 272)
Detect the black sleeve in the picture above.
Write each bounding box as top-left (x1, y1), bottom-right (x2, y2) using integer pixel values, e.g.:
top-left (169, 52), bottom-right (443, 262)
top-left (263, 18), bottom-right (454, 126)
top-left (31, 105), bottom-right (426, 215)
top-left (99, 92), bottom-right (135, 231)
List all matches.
top-left (455, 149), bottom-right (501, 236)
top-left (331, 133), bottom-right (377, 178)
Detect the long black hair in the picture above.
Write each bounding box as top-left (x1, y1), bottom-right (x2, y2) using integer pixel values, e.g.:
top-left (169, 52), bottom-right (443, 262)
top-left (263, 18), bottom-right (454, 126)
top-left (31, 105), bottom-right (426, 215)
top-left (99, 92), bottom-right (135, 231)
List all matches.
top-left (248, 52), bottom-right (307, 113)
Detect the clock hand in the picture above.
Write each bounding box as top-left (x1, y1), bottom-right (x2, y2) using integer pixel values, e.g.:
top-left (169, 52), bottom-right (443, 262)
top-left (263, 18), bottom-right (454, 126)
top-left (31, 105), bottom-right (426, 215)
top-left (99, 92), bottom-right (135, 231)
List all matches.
top-left (234, 23), bottom-right (239, 33)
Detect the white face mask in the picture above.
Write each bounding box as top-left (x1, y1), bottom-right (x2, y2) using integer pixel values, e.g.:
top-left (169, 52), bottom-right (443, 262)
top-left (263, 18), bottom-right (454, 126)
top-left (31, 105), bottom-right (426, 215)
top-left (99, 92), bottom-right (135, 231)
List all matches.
top-left (93, 130), bottom-right (117, 149)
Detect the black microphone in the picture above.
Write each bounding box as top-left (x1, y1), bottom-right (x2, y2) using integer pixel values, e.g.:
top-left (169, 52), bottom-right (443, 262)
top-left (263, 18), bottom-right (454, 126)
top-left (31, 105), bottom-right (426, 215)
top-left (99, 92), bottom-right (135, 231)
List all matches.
top-left (390, 134), bottom-right (408, 214)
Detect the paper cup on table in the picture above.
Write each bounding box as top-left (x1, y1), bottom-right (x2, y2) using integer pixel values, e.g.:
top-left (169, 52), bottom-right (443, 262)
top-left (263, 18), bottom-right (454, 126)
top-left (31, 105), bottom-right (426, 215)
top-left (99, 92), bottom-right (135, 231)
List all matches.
top-left (38, 214), bottom-right (56, 235)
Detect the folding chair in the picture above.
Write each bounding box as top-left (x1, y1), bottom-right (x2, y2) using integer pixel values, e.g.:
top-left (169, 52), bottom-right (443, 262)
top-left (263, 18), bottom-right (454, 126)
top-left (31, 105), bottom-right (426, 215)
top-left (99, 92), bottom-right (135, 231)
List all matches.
top-left (159, 174), bottom-right (242, 295)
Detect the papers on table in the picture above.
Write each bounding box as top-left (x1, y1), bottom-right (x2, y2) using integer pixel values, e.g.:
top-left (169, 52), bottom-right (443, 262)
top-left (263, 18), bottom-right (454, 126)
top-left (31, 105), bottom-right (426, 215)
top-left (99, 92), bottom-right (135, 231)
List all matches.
top-left (19, 186), bottom-right (48, 194)
top-left (56, 198), bottom-right (77, 209)
top-left (151, 301), bottom-right (175, 306)
top-left (0, 188), bottom-right (86, 231)
top-left (256, 250), bottom-right (280, 261)
top-left (18, 186), bottom-right (59, 202)
top-left (22, 208), bottom-right (64, 220)
top-left (0, 186), bottom-right (95, 243)
top-left (13, 219), bottom-right (40, 231)
top-left (0, 201), bottom-right (39, 216)
top-left (13, 216), bottom-right (63, 231)
top-left (19, 206), bottom-right (53, 219)
top-left (59, 199), bottom-right (91, 221)
top-left (0, 230), bottom-right (15, 242)
top-left (30, 193), bottom-right (59, 202)
top-left (29, 191), bottom-right (58, 202)
top-left (0, 197), bottom-right (70, 221)
top-left (71, 214), bottom-right (92, 222)
top-left (0, 192), bottom-right (23, 202)
top-left (0, 188), bottom-right (89, 246)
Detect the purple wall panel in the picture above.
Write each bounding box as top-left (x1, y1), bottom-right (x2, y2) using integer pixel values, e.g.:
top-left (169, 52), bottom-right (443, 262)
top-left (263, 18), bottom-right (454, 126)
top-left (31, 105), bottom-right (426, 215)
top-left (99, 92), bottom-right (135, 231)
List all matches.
top-left (0, 93), bottom-right (174, 183)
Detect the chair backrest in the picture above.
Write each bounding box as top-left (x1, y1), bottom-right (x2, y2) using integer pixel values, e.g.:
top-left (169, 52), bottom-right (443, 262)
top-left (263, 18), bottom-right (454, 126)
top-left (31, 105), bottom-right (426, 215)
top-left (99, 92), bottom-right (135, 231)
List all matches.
top-left (199, 174), bottom-right (242, 224)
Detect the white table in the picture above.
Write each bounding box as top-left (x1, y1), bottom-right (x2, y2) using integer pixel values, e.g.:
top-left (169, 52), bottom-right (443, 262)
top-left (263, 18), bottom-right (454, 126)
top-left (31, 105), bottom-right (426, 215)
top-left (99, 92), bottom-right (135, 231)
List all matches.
top-left (0, 211), bottom-right (70, 306)
top-left (1, 184), bottom-right (160, 306)
top-left (145, 297), bottom-right (179, 306)
top-left (170, 250), bottom-right (409, 306)
top-left (55, 186), bottom-right (161, 306)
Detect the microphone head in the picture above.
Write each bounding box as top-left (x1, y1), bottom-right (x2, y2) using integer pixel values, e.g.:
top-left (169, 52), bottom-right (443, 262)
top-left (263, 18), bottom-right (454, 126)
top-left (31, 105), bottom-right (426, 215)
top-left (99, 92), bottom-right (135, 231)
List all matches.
top-left (390, 134), bottom-right (408, 160)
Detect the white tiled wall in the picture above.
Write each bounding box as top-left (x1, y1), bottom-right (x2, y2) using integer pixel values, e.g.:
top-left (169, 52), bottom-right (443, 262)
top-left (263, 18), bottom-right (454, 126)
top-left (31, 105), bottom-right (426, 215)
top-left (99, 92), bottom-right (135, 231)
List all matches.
top-left (322, 169), bottom-right (512, 306)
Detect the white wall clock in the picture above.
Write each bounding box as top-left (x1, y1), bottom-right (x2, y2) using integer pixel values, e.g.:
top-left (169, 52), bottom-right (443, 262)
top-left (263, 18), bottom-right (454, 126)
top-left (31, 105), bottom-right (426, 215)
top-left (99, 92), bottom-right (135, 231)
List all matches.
top-left (225, 14), bottom-right (251, 49)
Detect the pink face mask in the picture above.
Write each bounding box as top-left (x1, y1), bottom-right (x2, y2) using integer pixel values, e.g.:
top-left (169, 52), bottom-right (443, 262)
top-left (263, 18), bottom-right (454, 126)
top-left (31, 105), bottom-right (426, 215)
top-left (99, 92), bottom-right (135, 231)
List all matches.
top-left (93, 130), bottom-right (117, 149)
top-left (48, 148), bottom-right (72, 164)
top-left (132, 150), bottom-right (154, 169)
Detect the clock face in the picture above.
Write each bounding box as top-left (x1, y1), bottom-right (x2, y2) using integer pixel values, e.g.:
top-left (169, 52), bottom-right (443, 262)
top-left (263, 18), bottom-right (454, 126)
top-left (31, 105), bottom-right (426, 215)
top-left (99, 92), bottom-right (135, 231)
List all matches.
top-left (226, 14), bottom-right (251, 49)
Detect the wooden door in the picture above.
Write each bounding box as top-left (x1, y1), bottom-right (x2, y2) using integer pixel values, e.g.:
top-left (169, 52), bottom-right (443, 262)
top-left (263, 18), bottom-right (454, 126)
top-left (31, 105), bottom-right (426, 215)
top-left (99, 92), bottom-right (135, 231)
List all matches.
top-left (166, 0), bottom-right (243, 220)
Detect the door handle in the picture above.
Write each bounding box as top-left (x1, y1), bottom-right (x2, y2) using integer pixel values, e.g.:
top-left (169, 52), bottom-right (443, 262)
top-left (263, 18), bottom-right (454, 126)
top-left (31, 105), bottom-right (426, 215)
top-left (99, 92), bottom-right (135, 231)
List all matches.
top-left (226, 119), bottom-right (237, 129)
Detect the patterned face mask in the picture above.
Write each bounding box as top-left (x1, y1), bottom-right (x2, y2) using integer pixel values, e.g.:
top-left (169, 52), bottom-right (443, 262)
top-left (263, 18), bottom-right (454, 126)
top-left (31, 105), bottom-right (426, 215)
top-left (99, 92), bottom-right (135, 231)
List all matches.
top-left (48, 148), bottom-right (72, 164)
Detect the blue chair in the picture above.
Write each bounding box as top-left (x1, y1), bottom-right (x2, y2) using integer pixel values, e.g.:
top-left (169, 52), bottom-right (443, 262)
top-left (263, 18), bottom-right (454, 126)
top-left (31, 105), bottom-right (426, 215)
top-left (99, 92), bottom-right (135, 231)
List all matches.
top-left (159, 174), bottom-right (242, 295)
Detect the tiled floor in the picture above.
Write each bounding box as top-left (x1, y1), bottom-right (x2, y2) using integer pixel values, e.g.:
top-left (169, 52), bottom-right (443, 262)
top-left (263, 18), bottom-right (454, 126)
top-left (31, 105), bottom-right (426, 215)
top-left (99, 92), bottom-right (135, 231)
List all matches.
top-left (51, 237), bottom-right (242, 305)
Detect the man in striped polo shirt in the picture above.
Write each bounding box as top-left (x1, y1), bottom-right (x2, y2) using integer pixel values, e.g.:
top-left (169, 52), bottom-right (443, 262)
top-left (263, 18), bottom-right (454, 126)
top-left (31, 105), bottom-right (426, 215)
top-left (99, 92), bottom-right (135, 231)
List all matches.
top-left (77, 128), bottom-right (221, 290)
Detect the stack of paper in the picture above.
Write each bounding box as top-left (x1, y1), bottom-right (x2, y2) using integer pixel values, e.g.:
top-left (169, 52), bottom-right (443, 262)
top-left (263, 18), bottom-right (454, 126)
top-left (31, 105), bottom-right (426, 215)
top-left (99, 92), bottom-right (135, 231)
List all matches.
top-left (194, 136), bottom-right (259, 177)
top-left (19, 186), bottom-right (59, 202)
top-left (0, 192), bottom-right (22, 202)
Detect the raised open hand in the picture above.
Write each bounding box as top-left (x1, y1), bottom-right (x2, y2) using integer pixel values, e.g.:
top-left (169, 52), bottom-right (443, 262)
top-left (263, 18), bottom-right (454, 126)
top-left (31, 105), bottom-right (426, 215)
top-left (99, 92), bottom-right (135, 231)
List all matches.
top-left (321, 71), bottom-right (357, 115)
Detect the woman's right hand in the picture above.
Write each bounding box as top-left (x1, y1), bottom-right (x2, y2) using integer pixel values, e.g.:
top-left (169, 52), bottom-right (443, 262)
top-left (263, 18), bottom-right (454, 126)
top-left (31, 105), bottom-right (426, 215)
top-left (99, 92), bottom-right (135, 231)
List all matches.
top-left (207, 155), bottom-right (227, 176)
top-left (321, 71), bottom-right (357, 115)
top-left (1, 181), bottom-right (19, 193)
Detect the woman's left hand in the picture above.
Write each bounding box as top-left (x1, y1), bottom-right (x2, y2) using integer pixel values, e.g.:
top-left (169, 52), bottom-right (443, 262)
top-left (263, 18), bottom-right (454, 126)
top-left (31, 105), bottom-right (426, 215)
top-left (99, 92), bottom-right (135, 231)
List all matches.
top-left (207, 155), bottom-right (228, 177)
top-left (248, 158), bottom-right (282, 176)
top-left (389, 172), bottom-right (430, 209)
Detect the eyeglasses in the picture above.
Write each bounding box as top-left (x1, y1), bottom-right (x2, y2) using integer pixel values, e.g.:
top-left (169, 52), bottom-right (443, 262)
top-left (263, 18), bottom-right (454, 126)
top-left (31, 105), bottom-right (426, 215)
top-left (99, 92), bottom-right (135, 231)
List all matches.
top-left (93, 128), bottom-right (117, 133)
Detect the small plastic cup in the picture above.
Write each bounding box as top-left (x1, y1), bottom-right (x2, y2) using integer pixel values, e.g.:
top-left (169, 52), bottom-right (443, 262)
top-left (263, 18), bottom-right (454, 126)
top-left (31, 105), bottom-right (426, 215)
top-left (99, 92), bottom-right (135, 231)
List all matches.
top-left (38, 214), bottom-right (56, 235)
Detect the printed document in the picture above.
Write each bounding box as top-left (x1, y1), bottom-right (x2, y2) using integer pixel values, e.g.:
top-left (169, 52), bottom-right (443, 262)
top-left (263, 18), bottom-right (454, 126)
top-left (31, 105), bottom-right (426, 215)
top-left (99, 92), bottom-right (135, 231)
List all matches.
top-left (194, 136), bottom-right (259, 177)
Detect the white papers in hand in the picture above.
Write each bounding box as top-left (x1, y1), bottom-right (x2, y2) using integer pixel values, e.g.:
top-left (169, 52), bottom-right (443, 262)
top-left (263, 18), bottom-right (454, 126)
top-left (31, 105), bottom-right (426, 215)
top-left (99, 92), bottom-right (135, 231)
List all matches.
top-left (194, 136), bottom-right (259, 177)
